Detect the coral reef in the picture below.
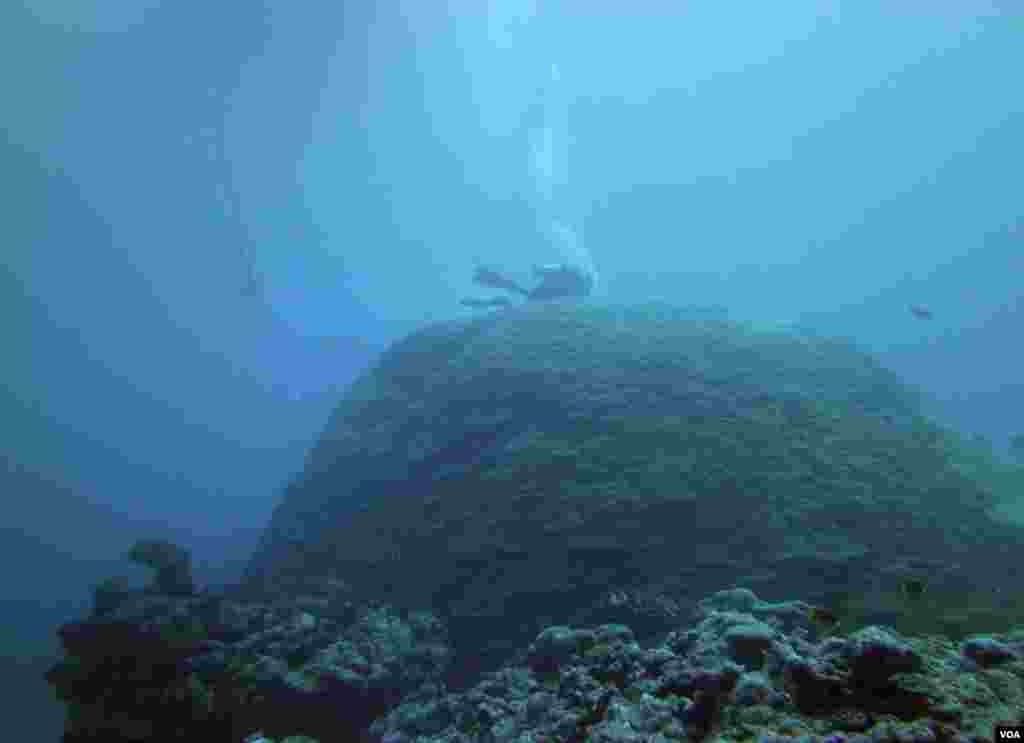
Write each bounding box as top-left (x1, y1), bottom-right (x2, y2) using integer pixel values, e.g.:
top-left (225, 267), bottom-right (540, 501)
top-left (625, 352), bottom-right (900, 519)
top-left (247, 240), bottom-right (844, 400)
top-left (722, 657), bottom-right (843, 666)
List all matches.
top-left (45, 304), bottom-right (1024, 740)
top-left (47, 582), bottom-right (1024, 742)
top-left (372, 588), bottom-right (1024, 742)
top-left (244, 302), bottom-right (1024, 672)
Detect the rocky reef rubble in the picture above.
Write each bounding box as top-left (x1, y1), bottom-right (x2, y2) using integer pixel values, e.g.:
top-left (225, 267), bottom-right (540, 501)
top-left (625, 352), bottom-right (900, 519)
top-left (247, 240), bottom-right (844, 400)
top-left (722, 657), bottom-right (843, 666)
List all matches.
top-left (46, 551), bottom-right (1024, 743)
top-left (371, 588), bottom-right (1024, 743)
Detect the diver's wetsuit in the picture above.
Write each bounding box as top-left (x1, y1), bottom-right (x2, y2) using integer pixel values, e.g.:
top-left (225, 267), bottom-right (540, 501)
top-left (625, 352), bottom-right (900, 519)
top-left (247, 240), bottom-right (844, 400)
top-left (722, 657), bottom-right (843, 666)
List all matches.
top-left (526, 263), bottom-right (594, 300)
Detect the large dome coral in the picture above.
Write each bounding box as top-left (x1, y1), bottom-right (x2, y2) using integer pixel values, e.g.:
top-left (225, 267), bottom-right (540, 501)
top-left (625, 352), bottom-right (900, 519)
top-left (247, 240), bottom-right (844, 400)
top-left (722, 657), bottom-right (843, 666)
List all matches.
top-left (244, 302), bottom-right (1019, 651)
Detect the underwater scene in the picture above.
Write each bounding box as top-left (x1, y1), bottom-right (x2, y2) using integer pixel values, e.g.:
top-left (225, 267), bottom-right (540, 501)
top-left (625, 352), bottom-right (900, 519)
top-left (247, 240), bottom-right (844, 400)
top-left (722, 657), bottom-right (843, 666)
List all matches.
top-left (3, 2), bottom-right (1024, 742)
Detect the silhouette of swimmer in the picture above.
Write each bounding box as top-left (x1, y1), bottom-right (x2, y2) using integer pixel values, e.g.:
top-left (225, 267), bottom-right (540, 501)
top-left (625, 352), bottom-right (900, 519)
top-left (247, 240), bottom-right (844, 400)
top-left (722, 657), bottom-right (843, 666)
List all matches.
top-left (463, 263), bottom-right (593, 308)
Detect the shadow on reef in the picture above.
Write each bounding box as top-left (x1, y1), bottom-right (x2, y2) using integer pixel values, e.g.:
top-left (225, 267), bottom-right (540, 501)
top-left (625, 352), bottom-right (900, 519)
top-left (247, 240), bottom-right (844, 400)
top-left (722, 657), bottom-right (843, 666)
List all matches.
top-left (46, 539), bottom-right (1024, 742)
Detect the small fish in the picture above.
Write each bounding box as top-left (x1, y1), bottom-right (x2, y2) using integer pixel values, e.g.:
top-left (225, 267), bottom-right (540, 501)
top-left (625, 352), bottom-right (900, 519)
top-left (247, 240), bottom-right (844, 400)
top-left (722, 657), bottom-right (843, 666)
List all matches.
top-left (909, 305), bottom-right (933, 320)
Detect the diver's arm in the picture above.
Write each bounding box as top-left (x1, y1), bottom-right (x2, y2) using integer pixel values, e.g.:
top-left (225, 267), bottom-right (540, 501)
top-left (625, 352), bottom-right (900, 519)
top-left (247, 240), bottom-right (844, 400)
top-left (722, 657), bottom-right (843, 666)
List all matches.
top-left (473, 266), bottom-right (531, 297)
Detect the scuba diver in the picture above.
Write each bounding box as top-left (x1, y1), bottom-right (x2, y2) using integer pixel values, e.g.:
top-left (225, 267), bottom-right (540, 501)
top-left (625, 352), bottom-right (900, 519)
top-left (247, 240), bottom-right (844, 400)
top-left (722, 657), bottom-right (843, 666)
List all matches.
top-left (461, 263), bottom-right (594, 309)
